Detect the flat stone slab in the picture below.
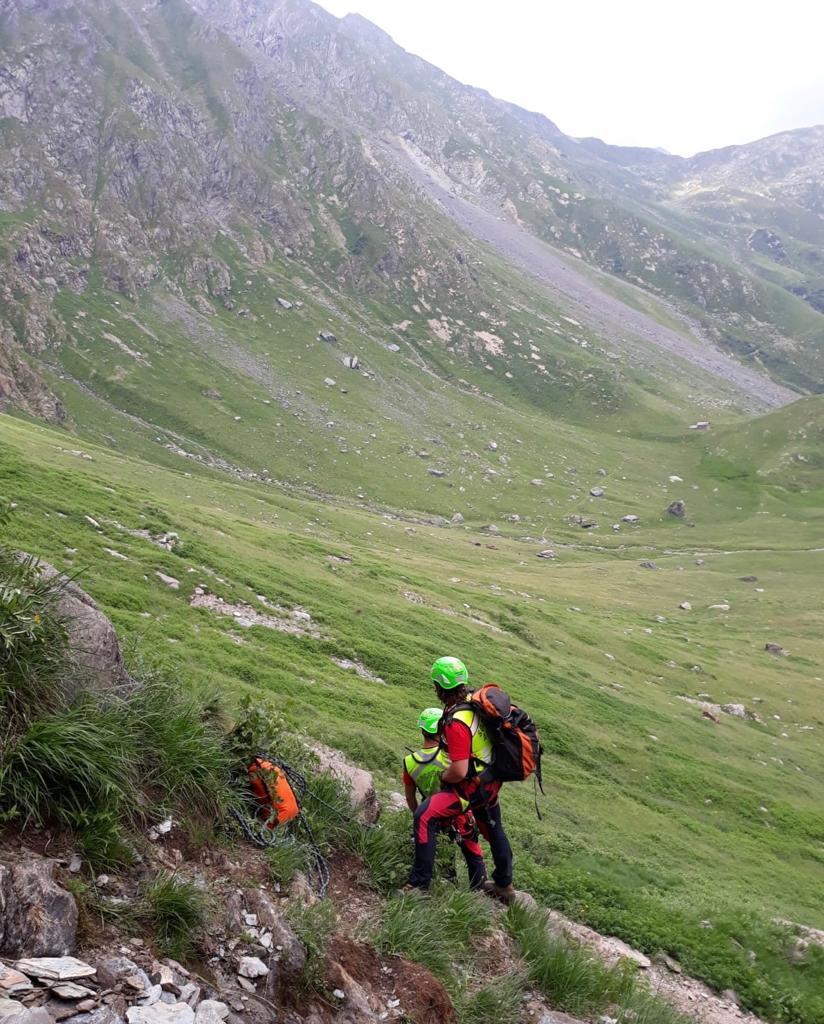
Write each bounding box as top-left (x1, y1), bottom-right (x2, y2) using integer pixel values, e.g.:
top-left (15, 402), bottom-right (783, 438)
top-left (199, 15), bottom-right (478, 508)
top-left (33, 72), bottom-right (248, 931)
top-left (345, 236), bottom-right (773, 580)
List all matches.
top-left (126, 1004), bottom-right (195, 1024)
top-left (0, 966), bottom-right (33, 994)
top-left (51, 983), bottom-right (97, 999)
top-left (14, 959), bottom-right (96, 982)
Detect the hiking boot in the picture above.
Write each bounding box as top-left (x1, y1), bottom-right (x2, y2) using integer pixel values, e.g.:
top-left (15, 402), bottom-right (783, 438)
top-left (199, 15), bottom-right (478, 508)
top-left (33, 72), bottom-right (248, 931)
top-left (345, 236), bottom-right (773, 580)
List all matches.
top-left (483, 882), bottom-right (516, 905)
top-left (396, 883), bottom-right (427, 899)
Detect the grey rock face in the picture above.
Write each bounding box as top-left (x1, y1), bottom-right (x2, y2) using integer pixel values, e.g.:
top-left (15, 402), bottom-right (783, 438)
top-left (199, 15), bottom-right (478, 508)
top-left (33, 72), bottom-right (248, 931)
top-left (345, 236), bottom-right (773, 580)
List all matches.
top-left (30, 559), bottom-right (131, 698)
top-left (0, 857), bottom-right (79, 958)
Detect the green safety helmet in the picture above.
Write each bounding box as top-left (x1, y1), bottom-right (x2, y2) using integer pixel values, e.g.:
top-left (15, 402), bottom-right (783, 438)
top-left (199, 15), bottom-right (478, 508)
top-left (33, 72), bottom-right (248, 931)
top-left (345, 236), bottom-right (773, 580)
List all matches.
top-left (431, 656), bottom-right (468, 690)
top-left (418, 707), bottom-right (443, 735)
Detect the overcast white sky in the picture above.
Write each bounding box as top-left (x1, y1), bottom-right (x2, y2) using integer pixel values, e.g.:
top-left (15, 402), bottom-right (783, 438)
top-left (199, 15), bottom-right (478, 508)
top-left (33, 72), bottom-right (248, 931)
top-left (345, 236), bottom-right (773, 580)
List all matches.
top-left (315, 0), bottom-right (824, 156)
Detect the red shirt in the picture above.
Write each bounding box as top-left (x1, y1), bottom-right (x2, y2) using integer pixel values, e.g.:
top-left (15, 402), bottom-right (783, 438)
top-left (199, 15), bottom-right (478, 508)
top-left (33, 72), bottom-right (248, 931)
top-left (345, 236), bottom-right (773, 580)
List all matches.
top-left (443, 718), bottom-right (472, 761)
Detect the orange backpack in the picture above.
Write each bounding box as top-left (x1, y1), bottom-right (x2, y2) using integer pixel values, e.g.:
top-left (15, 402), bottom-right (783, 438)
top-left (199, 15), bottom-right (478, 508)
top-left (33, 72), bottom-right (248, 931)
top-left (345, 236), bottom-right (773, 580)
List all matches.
top-left (247, 756), bottom-right (300, 828)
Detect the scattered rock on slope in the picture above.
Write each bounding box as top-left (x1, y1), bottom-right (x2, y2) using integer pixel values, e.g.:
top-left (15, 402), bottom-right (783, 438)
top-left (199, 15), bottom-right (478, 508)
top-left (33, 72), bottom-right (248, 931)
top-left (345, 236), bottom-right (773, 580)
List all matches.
top-left (666, 500), bottom-right (686, 518)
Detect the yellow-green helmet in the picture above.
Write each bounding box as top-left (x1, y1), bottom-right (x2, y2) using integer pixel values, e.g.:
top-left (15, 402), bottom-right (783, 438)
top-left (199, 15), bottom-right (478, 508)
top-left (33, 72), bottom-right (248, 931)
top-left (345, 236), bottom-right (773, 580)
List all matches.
top-left (418, 707), bottom-right (443, 735)
top-left (431, 656), bottom-right (468, 690)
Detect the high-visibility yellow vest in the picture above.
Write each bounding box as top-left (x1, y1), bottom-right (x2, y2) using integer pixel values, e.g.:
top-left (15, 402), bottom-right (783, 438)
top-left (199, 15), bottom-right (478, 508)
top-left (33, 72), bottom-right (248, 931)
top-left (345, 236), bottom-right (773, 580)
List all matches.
top-left (404, 746), bottom-right (450, 799)
top-left (451, 707), bottom-right (494, 768)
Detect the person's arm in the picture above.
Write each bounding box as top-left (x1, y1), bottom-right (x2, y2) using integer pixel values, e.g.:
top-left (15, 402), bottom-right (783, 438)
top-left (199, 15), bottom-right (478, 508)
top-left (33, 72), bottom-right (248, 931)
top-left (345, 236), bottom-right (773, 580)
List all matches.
top-left (402, 764), bottom-right (418, 811)
top-left (404, 777), bottom-right (418, 812)
top-left (441, 720), bottom-right (472, 784)
top-left (441, 757), bottom-right (469, 784)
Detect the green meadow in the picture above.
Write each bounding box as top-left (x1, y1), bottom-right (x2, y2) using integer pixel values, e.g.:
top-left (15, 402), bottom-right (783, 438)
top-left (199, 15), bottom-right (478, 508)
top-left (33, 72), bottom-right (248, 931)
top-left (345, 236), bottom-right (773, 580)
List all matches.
top-left (2, 400), bottom-right (823, 1021)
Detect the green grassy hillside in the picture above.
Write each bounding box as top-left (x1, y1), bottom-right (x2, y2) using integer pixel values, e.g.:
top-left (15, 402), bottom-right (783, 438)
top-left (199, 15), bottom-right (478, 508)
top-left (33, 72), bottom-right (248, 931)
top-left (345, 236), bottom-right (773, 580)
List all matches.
top-left (2, 406), bottom-right (823, 1021)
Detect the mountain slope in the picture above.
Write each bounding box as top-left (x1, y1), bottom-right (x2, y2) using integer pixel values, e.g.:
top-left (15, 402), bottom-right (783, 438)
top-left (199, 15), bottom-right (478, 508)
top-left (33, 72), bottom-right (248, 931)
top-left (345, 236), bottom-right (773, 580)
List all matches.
top-left (0, 0), bottom-right (822, 470)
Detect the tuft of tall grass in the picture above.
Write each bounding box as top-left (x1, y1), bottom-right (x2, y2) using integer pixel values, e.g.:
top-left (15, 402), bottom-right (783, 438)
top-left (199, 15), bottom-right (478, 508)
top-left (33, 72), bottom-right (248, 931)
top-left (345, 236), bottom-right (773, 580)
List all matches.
top-left (0, 699), bottom-right (135, 829)
top-left (0, 657), bottom-right (240, 867)
top-left (286, 898), bottom-right (334, 994)
top-left (66, 877), bottom-right (141, 938)
top-left (266, 836), bottom-right (310, 886)
top-left (127, 659), bottom-right (237, 820)
top-left (505, 902), bottom-right (690, 1024)
top-left (143, 871), bottom-right (208, 960)
top-left (457, 971), bottom-right (528, 1024)
top-left (376, 884), bottom-right (494, 988)
top-left (349, 810), bottom-right (411, 893)
top-left (0, 545), bottom-right (69, 729)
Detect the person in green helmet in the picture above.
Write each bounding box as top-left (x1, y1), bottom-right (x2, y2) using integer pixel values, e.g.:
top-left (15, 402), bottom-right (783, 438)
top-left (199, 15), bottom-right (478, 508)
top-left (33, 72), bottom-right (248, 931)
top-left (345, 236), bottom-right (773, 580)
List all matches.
top-left (402, 706), bottom-right (487, 889)
top-left (406, 657), bottom-right (514, 903)
top-left (402, 707), bottom-right (448, 812)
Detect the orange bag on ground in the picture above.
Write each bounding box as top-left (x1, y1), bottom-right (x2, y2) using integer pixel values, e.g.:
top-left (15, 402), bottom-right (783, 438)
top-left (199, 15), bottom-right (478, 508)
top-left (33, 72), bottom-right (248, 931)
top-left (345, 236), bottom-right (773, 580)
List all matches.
top-left (247, 757), bottom-right (300, 827)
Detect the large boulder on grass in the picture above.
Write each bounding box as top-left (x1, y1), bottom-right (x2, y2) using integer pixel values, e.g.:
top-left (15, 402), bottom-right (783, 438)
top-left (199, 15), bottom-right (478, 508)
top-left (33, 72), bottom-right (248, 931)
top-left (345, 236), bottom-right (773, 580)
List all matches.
top-left (0, 854), bottom-right (78, 957)
top-left (31, 559), bottom-right (132, 699)
top-left (313, 744), bottom-right (380, 823)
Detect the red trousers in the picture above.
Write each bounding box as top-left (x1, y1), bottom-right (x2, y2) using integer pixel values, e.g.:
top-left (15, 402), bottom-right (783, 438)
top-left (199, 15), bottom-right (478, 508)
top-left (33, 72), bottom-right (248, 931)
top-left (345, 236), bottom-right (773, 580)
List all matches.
top-left (408, 791), bottom-right (487, 889)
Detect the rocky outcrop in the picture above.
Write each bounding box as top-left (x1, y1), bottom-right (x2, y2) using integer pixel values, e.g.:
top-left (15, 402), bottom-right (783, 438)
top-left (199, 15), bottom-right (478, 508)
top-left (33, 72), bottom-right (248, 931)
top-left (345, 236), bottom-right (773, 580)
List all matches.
top-left (0, 854), bottom-right (78, 958)
top-left (31, 560), bottom-right (132, 699)
top-left (313, 744), bottom-right (380, 824)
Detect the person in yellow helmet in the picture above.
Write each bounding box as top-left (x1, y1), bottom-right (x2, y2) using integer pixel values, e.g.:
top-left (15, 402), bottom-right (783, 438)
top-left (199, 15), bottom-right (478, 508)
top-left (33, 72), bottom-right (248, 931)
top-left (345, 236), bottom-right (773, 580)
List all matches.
top-left (402, 706), bottom-right (487, 890)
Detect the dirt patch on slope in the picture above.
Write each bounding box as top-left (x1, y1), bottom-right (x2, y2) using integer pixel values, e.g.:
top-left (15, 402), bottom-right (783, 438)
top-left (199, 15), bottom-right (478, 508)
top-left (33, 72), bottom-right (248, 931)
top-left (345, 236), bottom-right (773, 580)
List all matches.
top-left (327, 936), bottom-right (455, 1024)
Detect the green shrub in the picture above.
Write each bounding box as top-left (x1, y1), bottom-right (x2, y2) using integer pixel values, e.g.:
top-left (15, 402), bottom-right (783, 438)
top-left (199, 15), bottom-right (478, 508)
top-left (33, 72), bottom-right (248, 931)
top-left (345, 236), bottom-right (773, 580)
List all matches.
top-left (144, 871), bottom-right (207, 960)
top-left (227, 693), bottom-right (308, 768)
